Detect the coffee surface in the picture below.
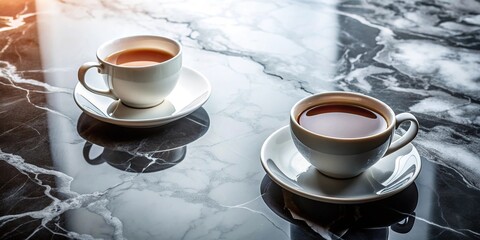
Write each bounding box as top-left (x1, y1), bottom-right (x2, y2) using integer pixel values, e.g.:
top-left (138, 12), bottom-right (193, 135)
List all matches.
top-left (298, 104), bottom-right (387, 138)
top-left (105, 48), bottom-right (174, 67)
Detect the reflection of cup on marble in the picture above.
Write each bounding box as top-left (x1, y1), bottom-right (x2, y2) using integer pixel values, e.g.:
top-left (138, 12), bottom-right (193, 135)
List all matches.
top-left (78, 35), bottom-right (182, 108)
top-left (290, 92), bottom-right (419, 179)
top-left (76, 107), bottom-right (210, 172)
top-left (260, 176), bottom-right (417, 239)
top-left (83, 142), bottom-right (186, 173)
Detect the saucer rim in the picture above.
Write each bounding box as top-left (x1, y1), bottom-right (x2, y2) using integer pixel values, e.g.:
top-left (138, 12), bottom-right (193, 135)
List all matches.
top-left (73, 66), bottom-right (211, 127)
top-left (260, 125), bottom-right (422, 204)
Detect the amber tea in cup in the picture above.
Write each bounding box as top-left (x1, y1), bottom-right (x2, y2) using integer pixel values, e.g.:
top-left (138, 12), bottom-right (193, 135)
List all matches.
top-left (78, 35), bottom-right (182, 108)
top-left (297, 104), bottom-right (388, 139)
top-left (290, 92), bottom-right (419, 179)
top-left (105, 48), bottom-right (175, 67)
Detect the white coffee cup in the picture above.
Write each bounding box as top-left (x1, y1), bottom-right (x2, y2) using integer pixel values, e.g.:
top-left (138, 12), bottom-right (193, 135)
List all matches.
top-left (290, 92), bottom-right (419, 179)
top-left (78, 35), bottom-right (182, 108)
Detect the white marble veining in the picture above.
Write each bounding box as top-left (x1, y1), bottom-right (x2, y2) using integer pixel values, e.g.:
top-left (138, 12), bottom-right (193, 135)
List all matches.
top-left (0, 60), bottom-right (73, 121)
top-left (0, 150), bottom-right (122, 240)
top-left (0, 6), bottom-right (36, 33)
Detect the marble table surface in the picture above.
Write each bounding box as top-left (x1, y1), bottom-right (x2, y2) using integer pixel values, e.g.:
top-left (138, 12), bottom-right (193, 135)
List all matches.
top-left (1, 0), bottom-right (479, 239)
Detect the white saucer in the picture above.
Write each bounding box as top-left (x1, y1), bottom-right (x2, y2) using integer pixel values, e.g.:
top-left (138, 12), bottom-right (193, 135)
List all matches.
top-left (260, 126), bottom-right (421, 204)
top-left (74, 67), bottom-right (211, 127)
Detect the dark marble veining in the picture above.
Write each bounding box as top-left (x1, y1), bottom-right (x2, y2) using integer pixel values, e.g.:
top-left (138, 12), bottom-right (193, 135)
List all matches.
top-left (1, 0), bottom-right (479, 239)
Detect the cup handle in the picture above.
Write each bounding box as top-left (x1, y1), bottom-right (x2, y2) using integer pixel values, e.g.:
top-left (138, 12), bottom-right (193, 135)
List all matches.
top-left (385, 113), bottom-right (419, 156)
top-left (78, 62), bottom-right (117, 99)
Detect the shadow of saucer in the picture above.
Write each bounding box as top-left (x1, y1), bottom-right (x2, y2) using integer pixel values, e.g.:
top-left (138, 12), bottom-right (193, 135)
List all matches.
top-left (77, 107), bottom-right (210, 173)
top-left (260, 175), bottom-right (418, 240)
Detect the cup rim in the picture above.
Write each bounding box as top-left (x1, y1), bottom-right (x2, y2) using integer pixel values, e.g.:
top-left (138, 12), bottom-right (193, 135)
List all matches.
top-left (290, 91), bottom-right (396, 142)
top-left (96, 35), bottom-right (182, 69)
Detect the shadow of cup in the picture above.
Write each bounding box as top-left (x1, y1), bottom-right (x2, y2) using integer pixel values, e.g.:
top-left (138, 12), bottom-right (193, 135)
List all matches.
top-left (77, 107), bottom-right (210, 173)
top-left (260, 175), bottom-right (417, 239)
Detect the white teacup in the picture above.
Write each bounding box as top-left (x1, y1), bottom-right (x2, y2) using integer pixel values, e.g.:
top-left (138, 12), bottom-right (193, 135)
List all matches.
top-left (290, 92), bottom-right (419, 179)
top-left (78, 35), bottom-right (182, 108)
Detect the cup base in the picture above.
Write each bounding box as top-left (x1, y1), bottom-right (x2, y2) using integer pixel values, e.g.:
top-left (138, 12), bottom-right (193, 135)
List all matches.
top-left (121, 99), bottom-right (165, 109)
top-left (317, 169), bottom-right (363, 179)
